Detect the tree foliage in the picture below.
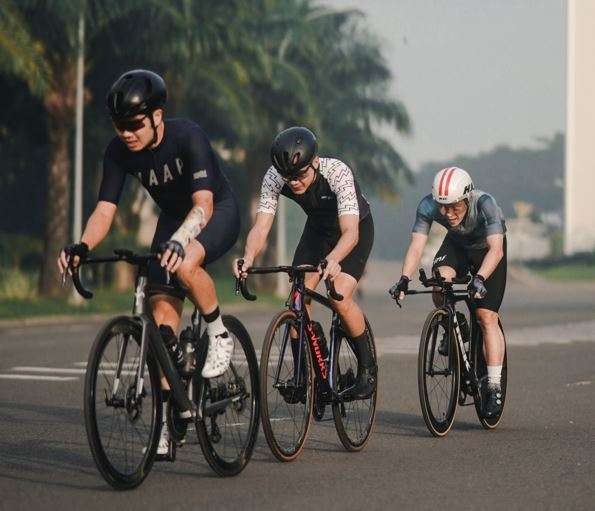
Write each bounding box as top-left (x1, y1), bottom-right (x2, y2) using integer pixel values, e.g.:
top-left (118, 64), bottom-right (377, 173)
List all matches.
top-left (0, 0), bottom-right (411, 295)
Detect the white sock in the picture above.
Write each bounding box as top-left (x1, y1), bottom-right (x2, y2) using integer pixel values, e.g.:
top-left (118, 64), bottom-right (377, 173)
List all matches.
top-left (487, 365), bottom-right (502, 387)
top-left (206, 315), bottom-right (226, 338)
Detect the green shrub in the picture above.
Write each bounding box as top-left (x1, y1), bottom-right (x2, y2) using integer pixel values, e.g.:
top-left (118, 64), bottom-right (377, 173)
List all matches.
top-left (0, 268), bottom-right (38, 299)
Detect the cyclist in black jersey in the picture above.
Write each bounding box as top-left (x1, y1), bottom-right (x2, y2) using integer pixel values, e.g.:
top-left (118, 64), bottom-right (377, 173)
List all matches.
top-left (57, 69), bottom-right (240, 455)
top-left (234, 127), bottom-right (376, 399)
top-left (389, 167), bottom-right (507, 417)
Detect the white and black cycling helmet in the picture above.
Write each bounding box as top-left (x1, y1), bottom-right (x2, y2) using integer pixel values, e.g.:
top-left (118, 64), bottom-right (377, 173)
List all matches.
top-left (432, 167), bottom-right (474, 204)
top-left (270, 126), bottom-right (318, 178)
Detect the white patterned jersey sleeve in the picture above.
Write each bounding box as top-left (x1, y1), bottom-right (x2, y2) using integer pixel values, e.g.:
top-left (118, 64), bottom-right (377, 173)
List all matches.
top-left (321, 158), bottom-right (360, 216)
top-left (257, 166), bottom-right (284, 215)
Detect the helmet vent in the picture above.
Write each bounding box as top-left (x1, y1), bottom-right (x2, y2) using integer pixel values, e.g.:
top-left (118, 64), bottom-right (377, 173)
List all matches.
top-left (291, 152), bottom-right (301, 166)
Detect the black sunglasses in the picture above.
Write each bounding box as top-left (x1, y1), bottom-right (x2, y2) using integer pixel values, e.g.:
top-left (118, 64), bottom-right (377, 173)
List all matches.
top-left (281, 164), bottom-right (315, 183)
top-left (113, 116), bottom-right (147, 132)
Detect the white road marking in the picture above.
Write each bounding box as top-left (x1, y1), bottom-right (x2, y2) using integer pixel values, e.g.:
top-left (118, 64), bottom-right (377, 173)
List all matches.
top-left (13, 366), bottom-right (85, 374)
top-left (0, 374), bottom-right (77, 381)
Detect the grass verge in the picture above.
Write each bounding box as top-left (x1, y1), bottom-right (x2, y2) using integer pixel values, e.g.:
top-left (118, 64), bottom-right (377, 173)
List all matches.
top-left (0, 275), bottom-right (283, 320)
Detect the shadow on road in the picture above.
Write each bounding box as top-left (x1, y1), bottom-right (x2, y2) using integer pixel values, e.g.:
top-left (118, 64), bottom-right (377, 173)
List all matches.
top-left (374, 409), bottom-right (483, 438)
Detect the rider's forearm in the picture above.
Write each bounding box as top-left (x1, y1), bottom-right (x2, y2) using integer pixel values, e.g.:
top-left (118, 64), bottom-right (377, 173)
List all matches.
top-left (476, 245), bottom-right (504, 280)
top-left (243, 226), bottom-right (269, 261)
top-left (326, 226), bottom-right (358, 263)
top-left (80, 207), bottom-right (115, 250)
top-left (401, 233), bottom-right (428, 279)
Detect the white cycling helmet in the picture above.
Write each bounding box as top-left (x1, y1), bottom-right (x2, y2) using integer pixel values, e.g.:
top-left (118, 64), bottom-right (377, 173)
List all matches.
top-left (432, 167), bottom-right (474, 204)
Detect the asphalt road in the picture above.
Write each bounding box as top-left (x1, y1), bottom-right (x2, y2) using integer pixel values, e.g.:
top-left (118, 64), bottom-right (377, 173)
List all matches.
top-left (0, 279), bottom-right (594, 510)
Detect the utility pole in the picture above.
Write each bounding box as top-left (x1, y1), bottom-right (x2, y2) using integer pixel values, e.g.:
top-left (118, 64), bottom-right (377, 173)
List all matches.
top-left (72, 8), bottom-right (85, 303)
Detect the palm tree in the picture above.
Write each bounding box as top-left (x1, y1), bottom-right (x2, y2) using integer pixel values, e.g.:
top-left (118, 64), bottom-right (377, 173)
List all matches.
top-left (0, 0), bottom-right (152, 296)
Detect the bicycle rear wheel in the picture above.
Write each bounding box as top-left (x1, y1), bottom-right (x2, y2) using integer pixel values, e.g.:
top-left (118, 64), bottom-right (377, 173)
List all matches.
top-left (472, 319), bottom-right (508, 429)
top-left (260, 310), bottom-right (313, 462)
top-left (84, 316), bottom-right (161, 489)
top-left (418, 309), bottom-right (460, 437)
top-left (195, 315), bottom-right (260, 476)
top-left (332, 318), bottom-right (377, 451)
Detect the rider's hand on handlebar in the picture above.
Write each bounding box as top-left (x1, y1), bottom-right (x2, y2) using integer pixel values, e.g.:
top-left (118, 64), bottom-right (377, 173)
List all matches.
top-left (57, 242), bottom-right (89, 277)
top-left (159, 240), bottom-right (185, 273)
top-left (234, 256), bottom-right (253, 279)
top-left (320, 257), bottom-right (341, 281)
top-left (389, 275), bottom-right (410, 302)
top-left (468, 274), bottom-right (487, 299)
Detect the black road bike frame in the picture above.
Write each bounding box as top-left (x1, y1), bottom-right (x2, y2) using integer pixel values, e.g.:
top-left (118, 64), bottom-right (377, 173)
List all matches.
top-left (71, 249), bottom-right (207, 420)
top-left (400, 268), bottom-right (483, 403)
top-left (237, 263), bottom-right (351, 402)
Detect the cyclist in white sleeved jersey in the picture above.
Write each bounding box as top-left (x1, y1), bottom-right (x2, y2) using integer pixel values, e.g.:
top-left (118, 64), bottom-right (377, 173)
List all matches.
top-left (234, 126), bottom-right (376, 399)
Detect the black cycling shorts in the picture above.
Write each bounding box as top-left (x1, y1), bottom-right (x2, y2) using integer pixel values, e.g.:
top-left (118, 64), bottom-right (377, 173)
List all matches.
top-left (432, 235), bottom-right (507, 312)
top-left (292, 214), bottom-right (374, 282)
top-left (148, 194), bottom-right (240, 300)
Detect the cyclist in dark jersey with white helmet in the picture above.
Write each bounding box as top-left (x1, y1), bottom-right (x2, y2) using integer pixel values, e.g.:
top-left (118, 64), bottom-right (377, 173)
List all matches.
top-left (389, 167), bottom-right (507, 417)
top-left (57, 69), bottom-right (240, 456)
top-left (234, 126), bottom-right (376, 399)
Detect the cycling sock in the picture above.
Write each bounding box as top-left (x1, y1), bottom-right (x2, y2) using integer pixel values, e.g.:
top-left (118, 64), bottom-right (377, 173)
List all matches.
top-left (350, 331), bottom-right (374, 368)
top-left (487, 365), bottom-right (502, 387)
top-left (204, 306), bottom-right (226, 337)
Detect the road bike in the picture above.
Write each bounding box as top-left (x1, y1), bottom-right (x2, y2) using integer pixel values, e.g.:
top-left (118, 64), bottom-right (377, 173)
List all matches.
top-left (237, 262), bottom-right (377, 461)
top-left (395, 268), bottom-right (507, 437)
top-left (68, 249), bottom-right (259, 489)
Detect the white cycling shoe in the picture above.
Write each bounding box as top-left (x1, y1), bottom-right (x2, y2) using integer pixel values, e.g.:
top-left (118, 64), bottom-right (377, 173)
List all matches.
top-left (201, 331), bottom-right (234, 378)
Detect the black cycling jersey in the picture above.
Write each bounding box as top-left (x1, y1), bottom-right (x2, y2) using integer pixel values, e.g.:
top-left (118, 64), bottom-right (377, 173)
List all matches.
top-left (412, 190), bottom-right (506, 250)
top-left (98, 119), bottom-right (233, 219)
top-left (257, 157), bottom-right (371, 236)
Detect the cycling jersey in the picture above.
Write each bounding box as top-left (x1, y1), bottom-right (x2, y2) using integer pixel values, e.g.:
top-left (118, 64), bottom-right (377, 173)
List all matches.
top-left (99, 119), bottom-right (233, 219)
top-left (257, 157), bottom-right (371, 236)
top-left (412, 190), bottom-right (506, 250)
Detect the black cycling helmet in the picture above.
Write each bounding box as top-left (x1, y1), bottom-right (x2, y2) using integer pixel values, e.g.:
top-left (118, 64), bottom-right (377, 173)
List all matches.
top-left (106, 69), bottom-right (167, 120)
top-left (270, 126), bottom-right (318, 177)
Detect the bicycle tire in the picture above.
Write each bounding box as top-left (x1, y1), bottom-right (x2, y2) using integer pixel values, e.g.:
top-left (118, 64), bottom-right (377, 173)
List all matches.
top-left (472, 319), bottom-right (508, 429)
top-left (418, 309), bottom-right (460, 437)
top-left (84, 316), bottom-right (161, 490)
top-left (195, 315), bottom-right (260, 476)
top-left (260, 310), bottom-right (314, 462)
top-left (332, 317), bottom-right (378, 451)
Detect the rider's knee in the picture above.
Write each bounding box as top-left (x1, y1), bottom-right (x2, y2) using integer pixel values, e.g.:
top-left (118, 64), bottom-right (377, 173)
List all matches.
top-left (331, 295), bottom-right (352, 315)
top-left (476, 308), bottom-right (499, 327)
top-left (176, 259), bottom-right (198, 288)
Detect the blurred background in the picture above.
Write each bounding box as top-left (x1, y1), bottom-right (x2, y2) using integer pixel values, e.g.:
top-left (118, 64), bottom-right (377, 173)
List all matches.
top-left (0, 0), bottom-right (591, 319)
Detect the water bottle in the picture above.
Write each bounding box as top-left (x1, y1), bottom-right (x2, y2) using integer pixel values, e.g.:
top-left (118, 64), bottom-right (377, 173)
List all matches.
top-left (179, 327), bottom-right (197, 377)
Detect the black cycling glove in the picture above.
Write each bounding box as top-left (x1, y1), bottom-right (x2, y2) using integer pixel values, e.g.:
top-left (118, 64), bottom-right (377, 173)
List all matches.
top-left (159, 240), bottom-right (185, 260)
top-left (389, 275), bottom-right (410, 299)
top-left (64, 242), bottom-right (89, 262)
top-left (468, 274), bottom-right (487, 299)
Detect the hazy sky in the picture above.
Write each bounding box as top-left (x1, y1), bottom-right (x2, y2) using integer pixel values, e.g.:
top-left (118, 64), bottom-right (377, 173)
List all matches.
top-left (324, 0), bottom-right (566, 169)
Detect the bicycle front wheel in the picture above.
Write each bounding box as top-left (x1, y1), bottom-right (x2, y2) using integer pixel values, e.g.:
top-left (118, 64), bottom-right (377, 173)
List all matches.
top-left (418, 309), bottom-right (460, 437)
top-left (472, 319), bottom-right (508, 429)
top-left (84, 316), bottom-right (161, 490)
top-left (332, 318), bottom-right (377, 451)
top-left (260, 310), bottom-right (313, 462)
top-left (195, 315), bottom-right (260, 476)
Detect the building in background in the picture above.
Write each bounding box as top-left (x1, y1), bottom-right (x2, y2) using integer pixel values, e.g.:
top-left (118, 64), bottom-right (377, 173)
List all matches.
top-left (565, 0), bottom-right (595, 254)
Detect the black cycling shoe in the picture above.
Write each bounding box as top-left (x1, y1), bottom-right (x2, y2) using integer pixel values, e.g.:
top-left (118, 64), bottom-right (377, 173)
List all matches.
top-left (278, 381), bottom-right (307, 404)
top-left (484, 384), bottom-right (503, 417)
top-left (342, 365), bottom-right (377, 400)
